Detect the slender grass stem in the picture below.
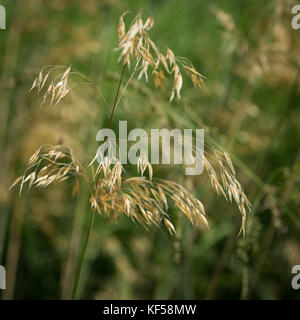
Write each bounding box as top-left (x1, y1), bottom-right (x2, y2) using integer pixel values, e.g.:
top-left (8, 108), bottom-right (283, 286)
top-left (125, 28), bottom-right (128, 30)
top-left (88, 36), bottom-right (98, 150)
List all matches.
top-left (108, 64), bottom-right (126, 129)
top-left (71, 65), bottom-right (126, 300)
top-left (71, 208), bottom-right (95, 300)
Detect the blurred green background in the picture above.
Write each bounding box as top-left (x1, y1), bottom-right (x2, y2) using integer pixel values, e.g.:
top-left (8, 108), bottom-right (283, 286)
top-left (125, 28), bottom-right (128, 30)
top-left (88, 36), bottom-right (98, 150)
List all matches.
top-left (0, 0), bottom-right (299, 299)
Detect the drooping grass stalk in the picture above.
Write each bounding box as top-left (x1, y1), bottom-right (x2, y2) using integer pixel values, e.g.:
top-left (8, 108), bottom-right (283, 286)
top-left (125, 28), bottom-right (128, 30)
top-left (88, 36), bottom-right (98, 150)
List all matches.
top-left (71, 64), bottom-right (126, 300)
top-left (11, 12), bottom-right (254, 299)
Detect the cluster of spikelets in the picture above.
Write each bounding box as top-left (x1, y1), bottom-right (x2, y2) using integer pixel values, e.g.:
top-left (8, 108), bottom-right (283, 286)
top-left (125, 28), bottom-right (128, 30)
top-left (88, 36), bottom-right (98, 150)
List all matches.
top-left (10, 145), bottom-right (82, 196)
top-left (10, 12), bottom-right (251, 236)
top-left (30, 13), bottom-right (206, 105)
top-left (117, 12), bottom-right (206, 101)
top-left (203, 149), bottom-right (250, 235)
top-left (10, 144), bottom-right (249, 236)
top-left (87, 145), bottom-right (250, 236)
top-left (88, 153), bottom-right (208, 235)
top-left (30, 66), bottom-right (72, 105)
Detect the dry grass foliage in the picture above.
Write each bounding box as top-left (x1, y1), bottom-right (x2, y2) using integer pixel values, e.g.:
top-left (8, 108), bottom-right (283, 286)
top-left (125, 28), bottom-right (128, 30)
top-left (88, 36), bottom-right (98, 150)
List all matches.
top-left (11, 12), bottom-right (250, 236)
